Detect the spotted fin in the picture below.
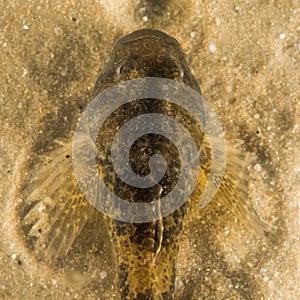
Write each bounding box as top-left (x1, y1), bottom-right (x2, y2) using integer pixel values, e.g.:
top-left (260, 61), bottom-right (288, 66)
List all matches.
top-left (23, 141), bottom-right (95, 260)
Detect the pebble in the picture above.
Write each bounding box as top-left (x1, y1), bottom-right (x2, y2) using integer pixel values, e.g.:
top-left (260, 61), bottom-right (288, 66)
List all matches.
top-left (175, 277), bottom-right (185, 294)
top-left (21, 67), bottom-right (28, 77)
top-left (38, 204), bottom-right (45, 212)
top-left (60, 69), bottom-right (68, 77)
top-left (54, 26), bottom-right (63, 36)
top-left (208, 43), bottom-right (217, 53)
top-left (22, 24), bottom-right (29, 30)
top-left (100, 271), bottom-right (107, 279)
top-left (226, 85), bottom-right (233, 93)
top-left (279, 33), bottom-right (286, 40)
top-left (254, 163), bottom-right (262, 172)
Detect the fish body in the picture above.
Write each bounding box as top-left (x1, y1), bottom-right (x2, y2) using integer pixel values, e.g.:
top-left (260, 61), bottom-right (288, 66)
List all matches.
top-left (92, 29), bottom-right (203, 299)
top-left (21, 29), bottom-right (270, 300)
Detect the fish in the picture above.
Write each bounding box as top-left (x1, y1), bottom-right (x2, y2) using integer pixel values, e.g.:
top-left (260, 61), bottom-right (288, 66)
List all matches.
top-left (20, 29), bottom-right (270, 299)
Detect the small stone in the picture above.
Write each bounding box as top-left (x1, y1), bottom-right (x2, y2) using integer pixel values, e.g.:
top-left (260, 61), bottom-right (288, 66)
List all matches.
top-left (11, 253), bottom-right (17, 260)
top-left (60, 69), bottom-right (67, 77)
top-left (54, 26), bottom-right (63, 36)
top-left (254, 164), bottom-right (262, 172)
top-left (38, 204), bottom-right (45, 212)
top-left (208, 43), bottom-right (217, 53)
top-left (226, 85), bottom-right (233, 93)
top-left (279, 33), bottom-right (286, 40)
top-left (190, 31), bottom-right (196, 38)
top-left (100, 271), bottom-right (107, 279)
top-left (51, 279), bottom-right (57, 286)
top-left (142, 16), bottom-right (148, 22)
top-left (23, 24), bottom-right (29, 30)
top-left (21, 67), bottom-right (28, 77)
top-left (175, 277), bottom-right (185, 294)
top-left (260, 267), bottom-right (267, 273)
top-left (263, 276), bottom-right (269, 282)
top-left (254, 113), bottom-right (260, 119)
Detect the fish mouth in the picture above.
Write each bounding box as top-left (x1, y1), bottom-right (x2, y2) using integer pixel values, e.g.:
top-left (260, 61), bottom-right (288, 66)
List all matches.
top-left (120, 29), bottom-right (179, 46)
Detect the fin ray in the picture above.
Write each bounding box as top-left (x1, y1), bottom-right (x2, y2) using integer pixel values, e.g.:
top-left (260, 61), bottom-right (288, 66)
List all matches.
top-left (198, 136), bottom-right (271, 235)
top-left (23, 141), bottom-right (95, 260)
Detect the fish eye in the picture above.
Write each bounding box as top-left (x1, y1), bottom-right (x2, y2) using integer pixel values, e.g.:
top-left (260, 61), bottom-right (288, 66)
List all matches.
top-left (116, 63), bottom-right (124, 75)
top-left (116, 61), bottom-right (133, 75)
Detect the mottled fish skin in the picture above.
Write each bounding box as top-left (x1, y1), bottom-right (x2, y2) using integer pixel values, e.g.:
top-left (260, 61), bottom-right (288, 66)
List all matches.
top-left (92, 29), bottom-right (200, 96)
top-left (20, 29), bottom-right (270, 300)
top-left (93, 29), bottom-right (204, 300)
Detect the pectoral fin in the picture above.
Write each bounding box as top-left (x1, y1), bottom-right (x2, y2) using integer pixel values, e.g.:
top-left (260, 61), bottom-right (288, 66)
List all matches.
top-left (23, 141), bottom-right (94, 260)
top-left (196, 136), bottom-right (271, 236)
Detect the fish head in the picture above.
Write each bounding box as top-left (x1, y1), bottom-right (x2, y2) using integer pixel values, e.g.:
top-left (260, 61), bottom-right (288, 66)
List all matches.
top-left (93, 29), bottom-right (200, 95)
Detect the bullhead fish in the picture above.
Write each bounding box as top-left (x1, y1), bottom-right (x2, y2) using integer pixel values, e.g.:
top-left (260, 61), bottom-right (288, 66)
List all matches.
top-left (21, 29), bottom-right (270, 300)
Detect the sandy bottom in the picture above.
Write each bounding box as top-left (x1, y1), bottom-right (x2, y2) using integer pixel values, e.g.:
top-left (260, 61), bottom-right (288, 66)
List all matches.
top-left (0, 1), bottom-right (299, 299)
